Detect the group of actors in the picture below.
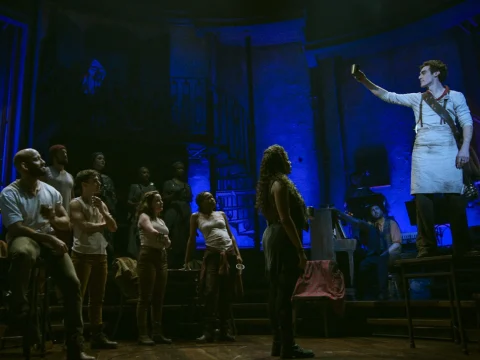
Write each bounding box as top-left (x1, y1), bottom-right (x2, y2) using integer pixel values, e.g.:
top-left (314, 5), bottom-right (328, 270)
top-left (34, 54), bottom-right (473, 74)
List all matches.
top-left (0, 59), bottom-right (478, 360)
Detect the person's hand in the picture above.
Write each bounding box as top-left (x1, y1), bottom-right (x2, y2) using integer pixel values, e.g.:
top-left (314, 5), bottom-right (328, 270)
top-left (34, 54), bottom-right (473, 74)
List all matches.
top-left (352, 69), bottom-right (366, 82)
top-left (164, 235), bottom-right (171, 249)
top-left (92, 196), bottom-right (104, 211)
top-left (298, 250), bottom-right (307, 270)
top-left (46, 235), bottom-right (68, 256)
top-left (236, 254), bottom-right (243, 264)
top-left (184, 261), bottom-right (191, 270)
top-left (456, 147), bottom-right (470, 169)
top-left (40, 205), bottom-right (55, 220)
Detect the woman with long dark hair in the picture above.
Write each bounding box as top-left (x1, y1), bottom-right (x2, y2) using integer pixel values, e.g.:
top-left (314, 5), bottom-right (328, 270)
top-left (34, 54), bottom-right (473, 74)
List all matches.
top-left (184, 191), bottom-right (242, 343)
top-left (135, 191), bottom-right (172, 345)
top-left (256, 145), bottom-right (314, 359)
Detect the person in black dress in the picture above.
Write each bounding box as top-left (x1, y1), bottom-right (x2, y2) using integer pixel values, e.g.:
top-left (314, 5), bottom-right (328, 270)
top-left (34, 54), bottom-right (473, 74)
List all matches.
top-left (255, 145), bottom-right (314, 359)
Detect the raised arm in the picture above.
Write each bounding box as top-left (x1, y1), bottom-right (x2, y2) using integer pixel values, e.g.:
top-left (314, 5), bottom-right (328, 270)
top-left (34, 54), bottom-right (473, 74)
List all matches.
top-left (70, 200), bottom-right (106, 234)
top-left (353, 70), bottom-right (419, 108)
top-left (334, 209), bottom-right (371, 232)
top-left (221, 211), bottom-right (242, 263)
top-left (184, 213), bottom-right (199, 266)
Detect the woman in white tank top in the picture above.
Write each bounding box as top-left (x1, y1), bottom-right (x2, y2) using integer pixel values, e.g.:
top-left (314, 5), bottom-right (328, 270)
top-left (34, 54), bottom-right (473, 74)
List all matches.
top-left (184, 191), bottom-right (243, 343)
top-left (135, 191), bottom-right (172, 346)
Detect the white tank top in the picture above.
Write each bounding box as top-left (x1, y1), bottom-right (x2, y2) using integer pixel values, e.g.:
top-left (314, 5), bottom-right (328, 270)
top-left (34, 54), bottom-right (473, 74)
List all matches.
top-left (197, 211), bottom-right (232, 251)
top-left (71, 197), bottom-right (108, 255)
top-left (138, 216), bottom-right (169, 250)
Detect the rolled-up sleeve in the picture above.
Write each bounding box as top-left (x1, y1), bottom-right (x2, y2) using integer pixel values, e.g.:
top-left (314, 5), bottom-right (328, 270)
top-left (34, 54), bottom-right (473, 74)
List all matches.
top-left (0, 191), bottom-right (23, 228)
top-left (453, 92), bottom-right (473, 128)
top-left (378, 91), bottom-right (420, 108)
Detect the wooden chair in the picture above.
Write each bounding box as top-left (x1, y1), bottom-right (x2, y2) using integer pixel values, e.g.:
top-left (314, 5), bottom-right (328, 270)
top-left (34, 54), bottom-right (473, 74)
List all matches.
top-left (395, 254), bottom-right (480, 355)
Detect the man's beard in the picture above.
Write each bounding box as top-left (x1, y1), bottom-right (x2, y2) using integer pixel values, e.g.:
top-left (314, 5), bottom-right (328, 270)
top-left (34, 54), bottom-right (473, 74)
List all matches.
top-left (29, 166), bottom-right (46, 177)
top-left (57, 159), bottom-right (68, 166)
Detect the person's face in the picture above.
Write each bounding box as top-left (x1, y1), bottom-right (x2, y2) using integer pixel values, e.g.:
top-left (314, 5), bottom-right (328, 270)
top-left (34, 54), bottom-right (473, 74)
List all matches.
top-left (23, 150), bottom-right (47, 177)
top-left (152, 194), bottom-right (163, 213)
top-left (83, 174), bottom-right (101, 194)
top-left (139, 167), bottom-right (150, 182)
top-left (174, 165), bottom-right (185, 179)
top-left (419, 66), bottom-right (438, 88)
top-left (284, 154), bottom-right (292, 175)
top-left (94, 155), bottom-right (105, 171)
top-left (201, 192), bottom-right (216, 210)
top-left (370, 205), bottom-right (383, 220)
top-left (55, 149), bottom-right (68, 165)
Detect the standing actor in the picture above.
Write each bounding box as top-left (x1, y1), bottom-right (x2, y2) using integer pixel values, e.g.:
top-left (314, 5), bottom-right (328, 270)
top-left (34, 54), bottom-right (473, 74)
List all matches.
top-left (255, 145), bottom-right (314, 359)
top-left (70, 170), bottom-right (118, 349)
top-left (354, 60), bottom-right (473, 257)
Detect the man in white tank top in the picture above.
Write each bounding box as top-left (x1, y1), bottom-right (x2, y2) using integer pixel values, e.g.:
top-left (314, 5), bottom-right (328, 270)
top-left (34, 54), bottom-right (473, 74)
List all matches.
top-left (69, 169), bottom-right (118, 349)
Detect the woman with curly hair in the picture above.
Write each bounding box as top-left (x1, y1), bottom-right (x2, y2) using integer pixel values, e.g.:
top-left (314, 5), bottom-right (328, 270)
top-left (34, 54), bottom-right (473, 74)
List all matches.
top-left (135, 191), bottom-right (172, 346)
top-left (184, 191), bottom-right (243, 343)
top-left (256, 145), bottom-right (314, 359)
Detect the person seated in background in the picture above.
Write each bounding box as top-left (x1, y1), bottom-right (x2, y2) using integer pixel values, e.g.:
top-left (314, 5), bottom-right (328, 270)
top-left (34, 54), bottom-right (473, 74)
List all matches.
top-left (334, 204), bottom-right (401, 300)
top-left (0, 149), bottom-right (94, 360)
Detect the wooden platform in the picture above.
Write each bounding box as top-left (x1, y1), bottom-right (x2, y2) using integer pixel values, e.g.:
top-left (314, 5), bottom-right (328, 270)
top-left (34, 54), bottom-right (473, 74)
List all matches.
top-left (0, 336), bottom-right (477, 359)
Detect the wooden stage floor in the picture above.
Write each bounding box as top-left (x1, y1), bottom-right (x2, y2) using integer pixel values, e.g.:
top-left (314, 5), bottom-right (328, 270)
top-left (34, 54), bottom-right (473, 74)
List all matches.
top-left (1, 336), bottom-right (477, 360)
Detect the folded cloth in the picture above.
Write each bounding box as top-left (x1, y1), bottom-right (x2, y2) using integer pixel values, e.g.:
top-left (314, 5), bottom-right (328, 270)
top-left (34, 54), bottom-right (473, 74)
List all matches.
top-left (292, 260), bottom-right (345, 315)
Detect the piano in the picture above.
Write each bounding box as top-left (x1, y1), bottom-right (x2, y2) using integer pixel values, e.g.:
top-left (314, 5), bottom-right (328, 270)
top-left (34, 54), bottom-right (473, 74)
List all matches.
top-left (309, 208), bottom-right (357, 289)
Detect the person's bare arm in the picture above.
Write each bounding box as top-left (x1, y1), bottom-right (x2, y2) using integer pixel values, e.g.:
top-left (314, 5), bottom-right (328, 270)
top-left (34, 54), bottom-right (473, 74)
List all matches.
top-left (221, 212), bottom-right (242, 262)
top-left (353, 70), bottom-right (387, 98)
top-left (138, 213), bottom-right (159, 236)
top-left (184, 213), bottom-right (199, 266)
top-left (48, 203), bottom-right (71, 231)
top-left (99, 200), bottom-right (117, 232)
top-left (69, 200), bottom-right (106, 234)
top-left (388, 220), bottom-right (402, 254)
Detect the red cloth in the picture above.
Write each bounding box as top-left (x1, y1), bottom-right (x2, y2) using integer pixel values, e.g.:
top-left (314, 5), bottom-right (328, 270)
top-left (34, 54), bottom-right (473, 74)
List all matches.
top-left (292, 260), bottom-right (345, 315)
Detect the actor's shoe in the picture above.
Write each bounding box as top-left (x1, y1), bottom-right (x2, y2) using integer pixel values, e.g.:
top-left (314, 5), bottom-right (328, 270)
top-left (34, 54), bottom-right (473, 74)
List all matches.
top-left (90, 327), bottom-right (118, 349)
top-left (280, 344), bottom-right (315, 359)
top-left (152, 322), bottom-right (172, 344)
top-left (138, 335), bottom-right (155, 346)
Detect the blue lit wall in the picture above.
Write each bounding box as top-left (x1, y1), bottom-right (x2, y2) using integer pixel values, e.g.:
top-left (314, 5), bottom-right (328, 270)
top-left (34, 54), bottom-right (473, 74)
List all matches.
top-left (252, 42), bottom-right (321, 246)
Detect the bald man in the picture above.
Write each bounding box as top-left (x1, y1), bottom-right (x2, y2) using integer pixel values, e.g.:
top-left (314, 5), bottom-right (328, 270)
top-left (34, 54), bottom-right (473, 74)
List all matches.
top-left (0, 149), bottom-right (94, 360)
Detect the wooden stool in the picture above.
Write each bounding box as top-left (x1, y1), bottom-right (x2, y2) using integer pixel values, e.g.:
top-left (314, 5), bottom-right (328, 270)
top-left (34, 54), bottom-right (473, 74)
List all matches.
top-left (0, 258), bottom-right (53, 359)
top-left (396, 254), bottom-right (480, 355)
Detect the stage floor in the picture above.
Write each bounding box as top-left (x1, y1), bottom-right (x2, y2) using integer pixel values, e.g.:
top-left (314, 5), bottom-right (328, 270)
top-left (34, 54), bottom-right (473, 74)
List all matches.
top-left (0, 336), bottom-right (476, 360)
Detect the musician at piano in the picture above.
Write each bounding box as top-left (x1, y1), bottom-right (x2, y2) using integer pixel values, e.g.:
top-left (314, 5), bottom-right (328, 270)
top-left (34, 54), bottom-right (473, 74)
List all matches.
top-left (333, 204), bottom-right (402, 300)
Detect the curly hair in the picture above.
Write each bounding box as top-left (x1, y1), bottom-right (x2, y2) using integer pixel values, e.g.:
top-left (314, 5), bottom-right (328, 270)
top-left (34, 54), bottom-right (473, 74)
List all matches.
top-left (420, 60), bottom-right (448, 83)
top-left (255, 145), bottom-right (307, 228)
top-left (136, 190), bottom-right (160, 220)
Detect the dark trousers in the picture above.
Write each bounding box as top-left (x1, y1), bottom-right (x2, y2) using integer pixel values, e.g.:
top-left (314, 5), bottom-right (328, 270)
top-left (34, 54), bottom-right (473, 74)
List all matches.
top-left (136, 246), bottom-right (168, 336)
top-left (268, 273), bottom-right (298, 347)
top-left (415, 194), bottom-right (470, 255)
top-left (8, 236), bottom-right (83, 347)
top-left (356, 253), bottom-right (389, 300)
top-left (202, 253), bottom-right (236, 331)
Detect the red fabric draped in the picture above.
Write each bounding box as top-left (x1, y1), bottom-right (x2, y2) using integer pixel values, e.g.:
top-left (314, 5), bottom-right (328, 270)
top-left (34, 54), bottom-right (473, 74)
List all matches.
top-left (292, 260), bottom-right (345, 315)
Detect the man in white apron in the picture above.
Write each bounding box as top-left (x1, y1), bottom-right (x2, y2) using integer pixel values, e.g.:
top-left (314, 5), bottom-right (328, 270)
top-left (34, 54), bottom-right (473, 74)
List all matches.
top-left (353, 60), bottom-right (473, 258)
